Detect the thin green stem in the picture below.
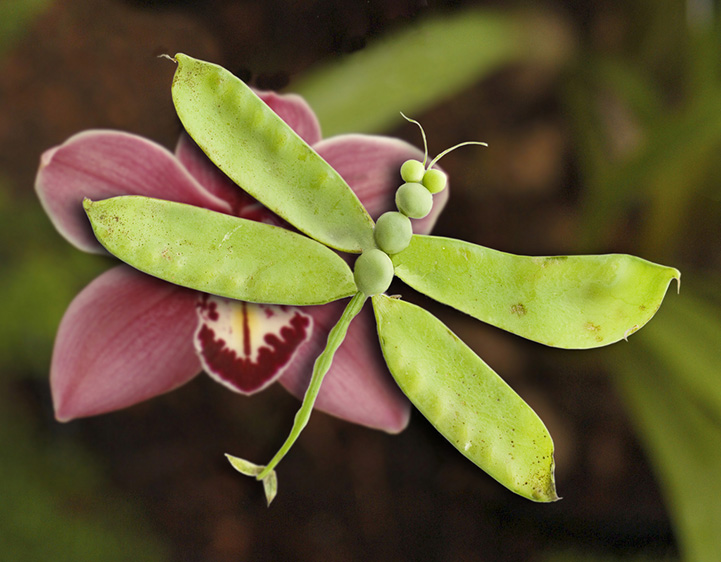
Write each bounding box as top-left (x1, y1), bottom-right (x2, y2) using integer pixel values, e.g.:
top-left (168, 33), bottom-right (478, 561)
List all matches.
top-left (257, 292), bottom-right (368, 479)
top-left (427, 141), bottom-right (488, 170)
top-left (400, 112), bottom-right (428, 166)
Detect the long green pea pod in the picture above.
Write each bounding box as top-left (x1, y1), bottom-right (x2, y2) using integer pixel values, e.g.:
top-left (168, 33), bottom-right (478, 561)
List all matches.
top-left (84, 196), bottom-right (356, 305)
top-left (171, 53), bottom-right (375, 254)
top-left (392, 235), bottom-right (680, 349)
top-left (372, 294), bottom-right (558, 502)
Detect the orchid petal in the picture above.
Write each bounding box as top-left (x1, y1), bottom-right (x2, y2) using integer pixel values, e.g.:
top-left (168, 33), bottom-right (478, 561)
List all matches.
top-left (174, 134), bottom-right (264, 216)
top-left (51, 266), bottom-right (201, 421)
top-left (315, 134), bottom-right (449, 234)
top-left (194, 295), bottom-right (313, 395)
top-left (256, 91), bottom-right (323, 146)
top-left (278, 301), bottom-right (411, 433)
top-left (35, 130), bottom-right (233, 254)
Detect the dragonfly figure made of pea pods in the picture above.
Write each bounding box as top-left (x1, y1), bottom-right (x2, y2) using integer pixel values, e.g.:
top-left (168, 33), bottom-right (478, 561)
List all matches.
top-left (83, 54), bottom-right (680, 505)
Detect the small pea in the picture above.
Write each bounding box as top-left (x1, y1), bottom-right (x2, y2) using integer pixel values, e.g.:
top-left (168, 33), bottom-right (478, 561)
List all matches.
top-left (354, 249), bottom-right (394, 296)
top-left (422, 168), bottom-right (448, 194)
top-left (400, 159), bottom-right (426, 183)
top-left (374, 212), bottom-right (413, 255)
top-left (396, 182), bottom-right (433, 219)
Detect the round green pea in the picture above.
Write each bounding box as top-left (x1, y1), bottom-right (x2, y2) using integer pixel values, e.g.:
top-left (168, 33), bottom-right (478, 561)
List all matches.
top-left (400, 159), bottom-right (426, 183)
top-left (422, 168), bottom-right (447, 194)
top-left (374, 211), bottom-right (413, 255)
top-left (354, 249), bottom-right (394, 296)
top-left (396, 182), bottom-right (433, 219)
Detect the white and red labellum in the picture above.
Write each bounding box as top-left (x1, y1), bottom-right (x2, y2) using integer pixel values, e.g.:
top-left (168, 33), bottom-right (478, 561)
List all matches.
top-left (195, 295), bottom-right (313, 394)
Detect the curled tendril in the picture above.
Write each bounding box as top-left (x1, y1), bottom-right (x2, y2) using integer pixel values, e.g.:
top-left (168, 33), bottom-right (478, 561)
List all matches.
top-left (400, 112), bottom-right (488, 170)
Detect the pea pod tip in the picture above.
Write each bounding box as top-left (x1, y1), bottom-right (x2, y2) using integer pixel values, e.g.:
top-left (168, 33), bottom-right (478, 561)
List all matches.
top-left (158, 53), bottom-right (177, 64)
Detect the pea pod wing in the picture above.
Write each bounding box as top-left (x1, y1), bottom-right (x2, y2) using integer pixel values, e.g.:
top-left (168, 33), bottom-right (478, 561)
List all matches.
top-left (392, 235), bottom-right (680, 349)
top-left (171, 54), bottom-right (375, 254)
top-left (84, 196), bottom-right (356, 305)
top-left (372, 294), bottom-right (558, 502)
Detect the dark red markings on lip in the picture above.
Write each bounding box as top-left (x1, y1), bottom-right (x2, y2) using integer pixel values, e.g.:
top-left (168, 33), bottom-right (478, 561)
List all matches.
top-left (196, 303), bottom-right (311, 394)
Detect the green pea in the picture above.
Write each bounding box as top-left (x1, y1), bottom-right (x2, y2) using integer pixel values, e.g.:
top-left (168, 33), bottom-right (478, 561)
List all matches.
top-left (171, 54), bottom-right (374, 253)
top-left (374, 211), bottom-right (413, 255)
top-left (400, 159), bottom-right (426, 183)
top-left (84, 196), bottom-right (357, 305)
top-left (372, 294), bottom-right (558, 502)
top-left (353, 249), bottom-right (394, 296)
top-left (422, 168), bottom-right (447, 194)
top-left (395, 182), bottom-right (433, 219)
top-left (392, 235), bottom-right (681, 349)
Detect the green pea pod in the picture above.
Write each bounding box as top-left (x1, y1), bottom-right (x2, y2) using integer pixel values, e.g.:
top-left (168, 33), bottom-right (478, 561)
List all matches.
top-left (84, 196), bottom-right (356, 305)
top-left (372, 294), bottom-right (558, 502)
top-left (392, 235), bottom-right (680, 349)
top-left (171, 53), bottom-right (375, 253)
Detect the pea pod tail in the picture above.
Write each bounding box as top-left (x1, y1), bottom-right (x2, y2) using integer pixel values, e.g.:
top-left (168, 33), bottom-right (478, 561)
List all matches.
top-left (225, 292), bottom-right (367, 504)
top-left (372, 294), bottom-right (559, 502)
top-left (225, 455), bottom-right (278, 506)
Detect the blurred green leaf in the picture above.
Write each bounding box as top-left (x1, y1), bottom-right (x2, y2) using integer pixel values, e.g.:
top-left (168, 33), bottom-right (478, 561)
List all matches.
top-left (564, 5), bottom-right (721, 257)
top-left (0, 188), bottom-right (106, 373)
top-left (0, 400), bottom-right (169, 561)
top-left (0, 0), bottom-right (52, 55)
top-left (293, 8), bottom-right (571, 136)
top-left (630, 289), bottom-right (721, 424)
top-left (612, 290), bottom-right (721, 562)
top-left (568, 65), bottom-right (721, 256)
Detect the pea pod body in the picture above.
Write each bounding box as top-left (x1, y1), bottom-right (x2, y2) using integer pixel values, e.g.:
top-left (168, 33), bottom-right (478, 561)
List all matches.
top-left (393, 235), bottom-right (680, 349)
top-left (84, 196), bottom-right (356, 305)
top-left (171, 54), bottom-right (375, 253)
top-left (372, 294), bottom-right (558, 502)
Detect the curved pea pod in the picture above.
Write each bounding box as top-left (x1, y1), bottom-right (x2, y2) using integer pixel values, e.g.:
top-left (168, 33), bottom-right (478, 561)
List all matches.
top-left (171, 53), bottom-right (375, 253)
top-left (392, 235), bottom-right (680, 349)
top-left (372, 295), bottom-right (558, 502)
top-left (84, 196), bottom-right (356, 305)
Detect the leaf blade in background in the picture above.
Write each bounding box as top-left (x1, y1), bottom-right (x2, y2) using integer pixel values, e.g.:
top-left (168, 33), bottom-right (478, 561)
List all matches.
top-left (293, 8), bottom-right (571, 136)
top-left (613, 328), bottom-right (721, 562)
top-left (0, 401), bottom-right (169, 562)
top-left (0, 0), bottom-right (52, 55)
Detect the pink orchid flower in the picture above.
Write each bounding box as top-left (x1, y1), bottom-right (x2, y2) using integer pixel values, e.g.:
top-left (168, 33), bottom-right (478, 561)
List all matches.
top-left (35, 91), bottom-right (449, 433)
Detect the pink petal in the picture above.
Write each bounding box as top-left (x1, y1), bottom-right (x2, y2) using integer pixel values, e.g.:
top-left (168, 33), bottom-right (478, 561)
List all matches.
top-left (194, 296), bottom-right (312, 395)
top-left (278, 300), bottom-right (411, 433)
top-left (315, 134), bottom-right (449, 235)
top-left (174, 134), bottom-right (290, 228)
top-left (51, 266), bottom-right (201, 421)
top-left (174, 134), bottom-right (264, 216)
top-left (36, 130), bottom-right (233, 253)
top-left (256, 91), bottom-right (322, 146)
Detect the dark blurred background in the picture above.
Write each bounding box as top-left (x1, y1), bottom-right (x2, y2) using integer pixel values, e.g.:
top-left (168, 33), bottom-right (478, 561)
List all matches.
top-left (2, 1), bottom-right (720, 561)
